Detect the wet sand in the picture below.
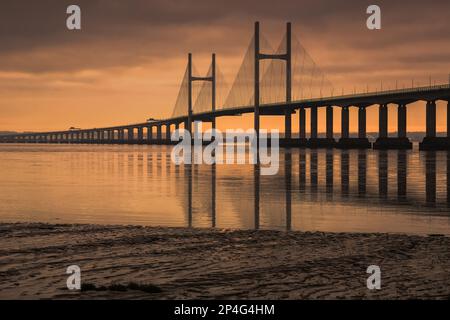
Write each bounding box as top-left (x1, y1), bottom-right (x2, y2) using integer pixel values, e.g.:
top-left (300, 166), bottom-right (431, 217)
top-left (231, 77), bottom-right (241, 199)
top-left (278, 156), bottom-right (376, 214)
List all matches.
top-left (0, 223), bottom-right (449, 299)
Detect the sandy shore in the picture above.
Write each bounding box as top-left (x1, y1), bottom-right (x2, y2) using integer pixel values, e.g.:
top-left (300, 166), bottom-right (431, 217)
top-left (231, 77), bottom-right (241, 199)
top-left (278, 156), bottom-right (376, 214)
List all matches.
top-left (0, 223), bottom-right (449, 299)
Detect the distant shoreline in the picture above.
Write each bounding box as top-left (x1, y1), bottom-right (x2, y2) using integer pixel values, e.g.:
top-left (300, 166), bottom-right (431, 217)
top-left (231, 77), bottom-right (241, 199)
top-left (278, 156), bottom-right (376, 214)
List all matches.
top-left (1, 222), bottom-right (449, 299)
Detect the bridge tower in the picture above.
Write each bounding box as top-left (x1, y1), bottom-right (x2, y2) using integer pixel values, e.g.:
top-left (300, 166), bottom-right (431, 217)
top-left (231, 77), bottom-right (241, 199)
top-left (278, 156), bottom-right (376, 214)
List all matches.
top-left (254, 21), bottom-right (292, 148)
top-left (187, 53), bottom-right (216, 135)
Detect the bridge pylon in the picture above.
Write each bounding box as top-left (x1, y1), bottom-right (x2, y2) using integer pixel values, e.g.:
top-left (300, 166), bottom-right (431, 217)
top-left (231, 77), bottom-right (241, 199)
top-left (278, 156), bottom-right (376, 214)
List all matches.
top-left (254, 21), bottom-right (292, 149)
top-left (187, 53), bottom-right (216, 135)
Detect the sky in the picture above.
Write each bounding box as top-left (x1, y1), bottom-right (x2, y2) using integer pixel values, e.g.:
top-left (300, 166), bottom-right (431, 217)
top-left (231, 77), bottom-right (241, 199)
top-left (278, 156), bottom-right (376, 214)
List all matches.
top-left (1, 0), bottom-right (450, 133)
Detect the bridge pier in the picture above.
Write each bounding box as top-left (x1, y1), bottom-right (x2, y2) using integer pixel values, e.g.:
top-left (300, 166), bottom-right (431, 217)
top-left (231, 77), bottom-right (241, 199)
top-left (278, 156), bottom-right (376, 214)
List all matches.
top-left (420, 100), bottom-right (450, 150)
top-left (166, 124), bottom-right (171, 143)
top-left (308, 106), bottom-right (336, 148)
top-left (297, 108), bottom-right (308, 147)
top-left (137, 127), bottom-right (143, 144)
top-left (157, 125), bottom-right (162, 144)
top-left (284, 110), bottom-right (292, 140)
top-left (336, 106), bottom-right (371, 149)
top-left (127, 127), bottom-right (133, 143)
top-left (147, 126), bottom-right (152, 144)
top-left (374, 103), bottom-right (412, 149)
top-left (279, 109), bottom-right (294, 146)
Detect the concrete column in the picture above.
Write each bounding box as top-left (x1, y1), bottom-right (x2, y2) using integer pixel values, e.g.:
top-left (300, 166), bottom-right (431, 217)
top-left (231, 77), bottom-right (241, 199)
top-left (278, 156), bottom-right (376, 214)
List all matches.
top-left (147, 127), bottom-right (152, 141)
top-left (299, 108), bottom-right (306, 139)
top-left (310, 107), bottom-right (318, 139)
top-left (379, 104), bottom-right (388, 138)
top-left (326, 106), bottom-right (333, 139)
top-left (166, 124), bottom-right (171, 141)
top-left (128, 128), bottom-right (134, 141)
top-left (341, 106), bottom-right (349, 139)
top-left (157, 125), bottom-right (162, 140)
top-left (398, 104), bottom-right (407, 138)
top-left (358, 106), bottom-right (367, 138)
top-left (285, 111), bottom-right (292, 140)
top-left (426, 101), bottom-right (436, 138)
top-left (138, 127), bottom-right (143, 142)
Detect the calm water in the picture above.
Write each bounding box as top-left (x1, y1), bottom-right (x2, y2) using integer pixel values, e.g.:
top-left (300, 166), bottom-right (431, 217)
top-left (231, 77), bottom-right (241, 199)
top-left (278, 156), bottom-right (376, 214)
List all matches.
top-left (0, 144), bottom-right (449, 235)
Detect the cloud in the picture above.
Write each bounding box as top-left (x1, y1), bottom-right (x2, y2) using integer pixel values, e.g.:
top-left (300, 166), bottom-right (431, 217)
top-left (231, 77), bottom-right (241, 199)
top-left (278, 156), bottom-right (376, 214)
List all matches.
top-left (0, 0), bottom-right (449, 131)
top-left (0, 0), bottom-right (448, 73)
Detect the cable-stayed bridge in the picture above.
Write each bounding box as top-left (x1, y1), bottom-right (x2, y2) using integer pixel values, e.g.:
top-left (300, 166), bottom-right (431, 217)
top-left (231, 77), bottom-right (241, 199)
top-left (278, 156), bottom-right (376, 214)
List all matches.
top-left (2, 22), bottom-right (450, 150)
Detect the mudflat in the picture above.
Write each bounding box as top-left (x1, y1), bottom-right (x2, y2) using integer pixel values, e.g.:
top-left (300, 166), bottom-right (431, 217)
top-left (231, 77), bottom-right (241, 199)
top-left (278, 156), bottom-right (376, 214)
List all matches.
top-left (0, 223), bottom-right (449, 299)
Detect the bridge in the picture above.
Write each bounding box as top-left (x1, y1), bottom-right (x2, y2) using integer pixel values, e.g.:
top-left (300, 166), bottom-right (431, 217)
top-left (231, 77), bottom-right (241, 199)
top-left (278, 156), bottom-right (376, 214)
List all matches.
top-left (1, 22), bottom-right (450, 151)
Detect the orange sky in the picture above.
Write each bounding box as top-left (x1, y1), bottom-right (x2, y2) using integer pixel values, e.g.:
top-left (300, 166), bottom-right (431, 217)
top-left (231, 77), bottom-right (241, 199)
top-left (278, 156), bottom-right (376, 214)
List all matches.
top-left (1, 0), bottom-right (449, 133)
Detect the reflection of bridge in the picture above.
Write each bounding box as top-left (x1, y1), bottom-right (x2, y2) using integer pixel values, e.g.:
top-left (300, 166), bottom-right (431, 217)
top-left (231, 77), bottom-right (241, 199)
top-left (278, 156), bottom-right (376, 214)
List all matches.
top-left (2, 22), bottom-right (450, 150)
top-left (184, 150), bottom-right (450, 231)
top-left (189, 150), bottom-right (450, 230)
